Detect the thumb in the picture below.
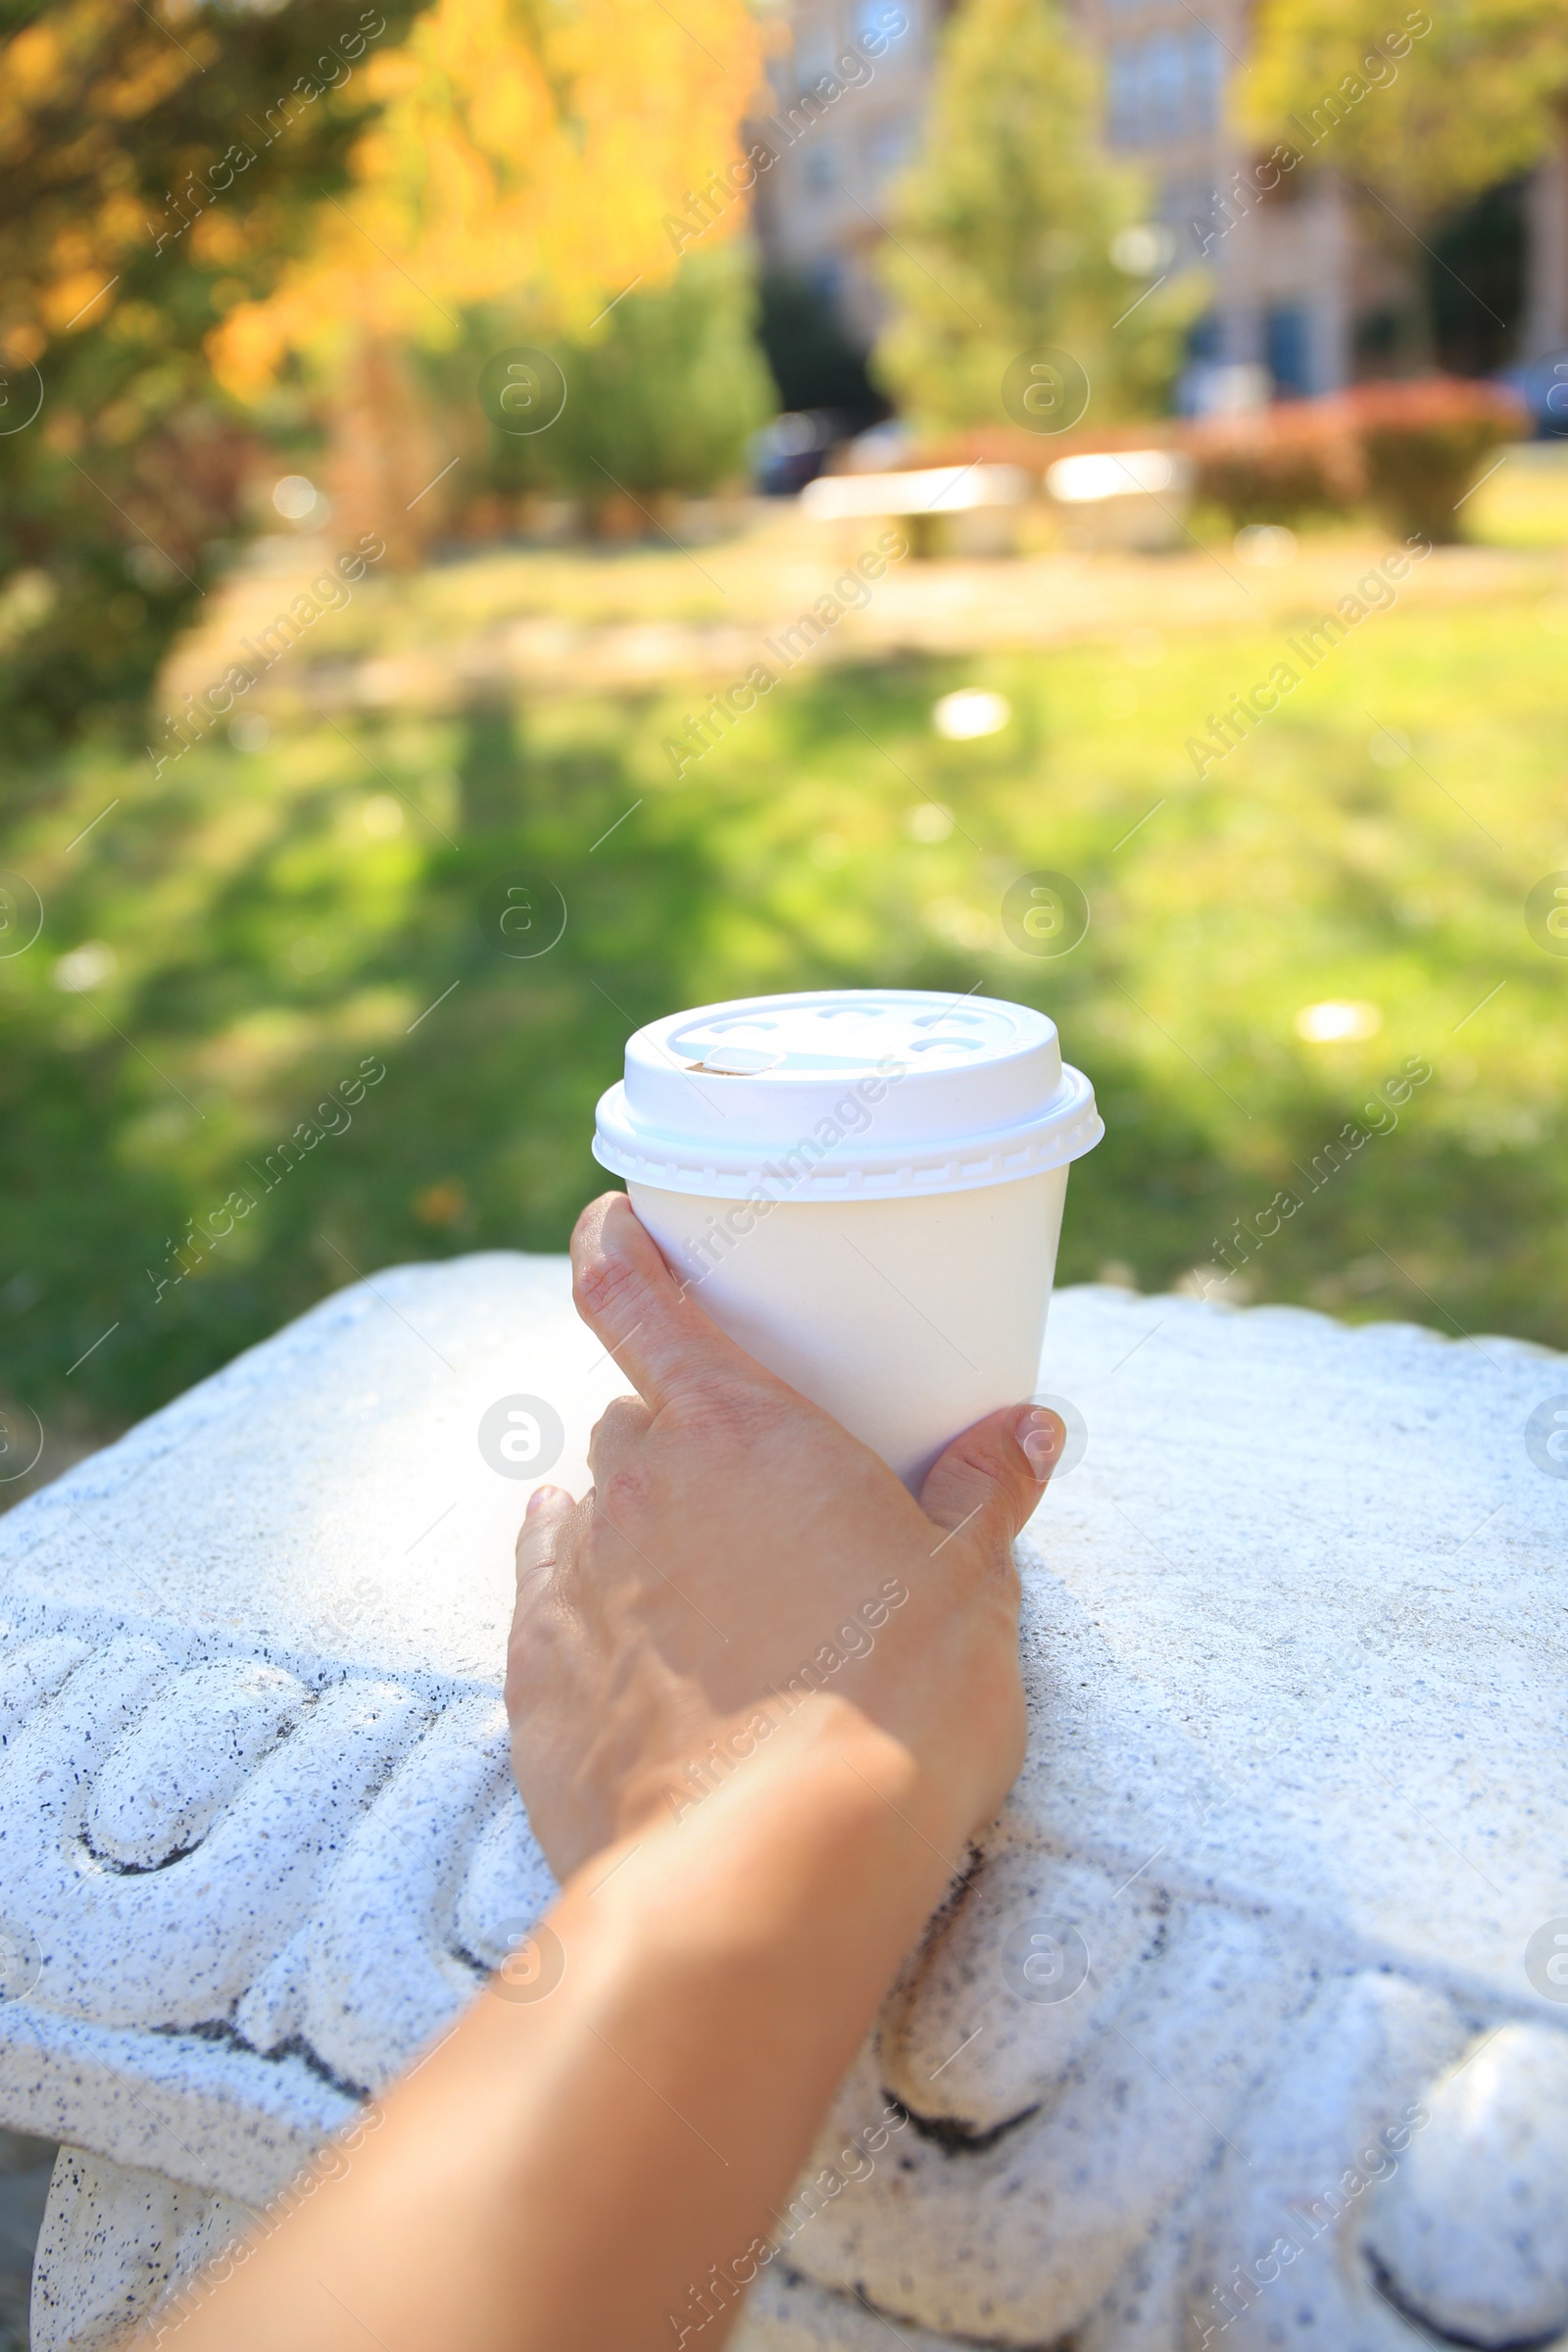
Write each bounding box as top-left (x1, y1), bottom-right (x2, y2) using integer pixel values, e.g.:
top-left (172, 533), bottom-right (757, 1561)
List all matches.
top-left (571, 1192), bottom-right (774, 1414)
top-left (919, 1404), bottom-right (1065, 1550)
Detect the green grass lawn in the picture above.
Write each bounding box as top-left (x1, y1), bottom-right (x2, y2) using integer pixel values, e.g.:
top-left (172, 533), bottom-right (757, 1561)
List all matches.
top-left (4, 560), bottom-right (1567, 1446)
top-left (1462, 439), bottom-right (1568, 550)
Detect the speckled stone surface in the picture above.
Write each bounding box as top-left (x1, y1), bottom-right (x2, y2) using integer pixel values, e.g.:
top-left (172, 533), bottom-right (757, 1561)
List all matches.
top-left (1, 1254), bottom-right (1565, 2349)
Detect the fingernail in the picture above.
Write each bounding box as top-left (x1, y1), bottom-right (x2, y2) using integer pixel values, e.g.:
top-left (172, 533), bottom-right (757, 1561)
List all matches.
top-left (1016, 1406), bottom-right (1062, 1482)
top-left (526, 1486), bottom-right (557, 1518)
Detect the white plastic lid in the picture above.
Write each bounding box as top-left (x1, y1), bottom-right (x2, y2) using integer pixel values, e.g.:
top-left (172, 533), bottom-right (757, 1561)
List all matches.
top-left (592, 989), bottom-right (1102, 1201)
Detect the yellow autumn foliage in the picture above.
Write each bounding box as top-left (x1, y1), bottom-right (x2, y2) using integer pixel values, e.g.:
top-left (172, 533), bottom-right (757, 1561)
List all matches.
top-left (212, 0), bottom-right (767, 398)
top-left (1243, 0), bottom-right (1568, 225)
top-left (0, 0), bottom-right (217, 362)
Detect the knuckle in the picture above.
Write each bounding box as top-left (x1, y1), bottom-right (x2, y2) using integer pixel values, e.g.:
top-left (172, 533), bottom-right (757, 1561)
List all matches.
top-left (573, 1248), bottom-right (647, 1329)
top-left (599, 1458), bottom-right (656, 1526)
top-left (948, 1436), bottom-right (1008, 1497)
top-left (668, 1377), bottom-right (791, 1450)
top-left (587, 1395), bottom-right (646, 1469)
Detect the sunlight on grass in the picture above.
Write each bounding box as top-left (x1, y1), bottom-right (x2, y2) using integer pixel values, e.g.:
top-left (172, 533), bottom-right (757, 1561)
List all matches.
top-left (1461, 439), bottom-right (1568, 550)
top-left (4, 558), bottom-right (1566, 1433)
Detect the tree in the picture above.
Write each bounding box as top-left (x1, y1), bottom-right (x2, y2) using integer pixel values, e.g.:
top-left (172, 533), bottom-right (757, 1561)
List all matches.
top-left (0, 0), bottom-right (419, 751)
top-left (871, 0), bottom-right (1201, 433)
top-left (0, 0), bottom-right (766, 749)
top-left (211, 0), bottom-right (766, 395)
top-left (1243, 0), bottom-right (1568, 227)
top-left (493, 245), bottom-right (776, 520)
top-left (211, 0), bottom-right (768, 541)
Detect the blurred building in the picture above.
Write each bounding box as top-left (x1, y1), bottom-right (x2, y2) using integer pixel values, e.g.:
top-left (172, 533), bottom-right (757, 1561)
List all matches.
top-left (751, 0), bottom-right (944, 355)
top-left (753, 0), bottom-right (1568, 410)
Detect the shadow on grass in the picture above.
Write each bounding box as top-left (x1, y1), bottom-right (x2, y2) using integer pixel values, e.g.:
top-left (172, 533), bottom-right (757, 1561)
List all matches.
top-left (2, 638), bottom-right (1563, 1446)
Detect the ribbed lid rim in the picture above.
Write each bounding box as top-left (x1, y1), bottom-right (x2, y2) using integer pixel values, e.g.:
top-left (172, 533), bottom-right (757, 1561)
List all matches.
top-left (593, 1058), bottom-right (1102, 1201)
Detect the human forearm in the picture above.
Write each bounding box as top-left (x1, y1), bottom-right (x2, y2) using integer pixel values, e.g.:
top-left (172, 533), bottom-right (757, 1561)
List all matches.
top-left (156, 1192), bottom-right (1053, 2351)
top-left (507, 1707), bottom-right (957, 2347)
top-left (160, 1703), bottom-right (952, 2352)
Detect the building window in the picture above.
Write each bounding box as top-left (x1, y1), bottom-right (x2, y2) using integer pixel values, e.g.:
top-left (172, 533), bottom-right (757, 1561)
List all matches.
top-left (1163, 176), bottom-right (1219, 251)
top-left (868, 122), bottom-right (911, 174)
top-left (1106, 26), bottom-right (1226, 150)
top-left (1265, 303), bottom-right (1312, 398)
top-left (856, 0), bottom-right (914, 49)
top-left (803, 138), bottom-right (838, 192)
top-left (795, 29), bottom-right (839, 89)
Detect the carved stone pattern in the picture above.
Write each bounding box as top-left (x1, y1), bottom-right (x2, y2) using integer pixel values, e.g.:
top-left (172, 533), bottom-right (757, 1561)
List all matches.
top-left (0, 1255), bottom-right (1562, 2349)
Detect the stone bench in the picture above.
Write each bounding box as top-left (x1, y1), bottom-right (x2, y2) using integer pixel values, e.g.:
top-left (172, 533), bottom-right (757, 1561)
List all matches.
top-left (1044, 449), bottom-right (1195, 553)
top-left (1, 1255), bottom-right (1565, 2349)
top-left (801, 464), bottom-right (1030, 558)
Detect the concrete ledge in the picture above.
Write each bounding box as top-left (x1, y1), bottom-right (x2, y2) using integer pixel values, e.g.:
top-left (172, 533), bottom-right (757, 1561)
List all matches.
top-left (2, 1257), bottom-right (1565, 2348)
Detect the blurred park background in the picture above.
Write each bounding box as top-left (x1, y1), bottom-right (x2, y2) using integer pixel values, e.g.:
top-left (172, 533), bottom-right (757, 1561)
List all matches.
top-left (3, 0), bottom-right (1568, 1500)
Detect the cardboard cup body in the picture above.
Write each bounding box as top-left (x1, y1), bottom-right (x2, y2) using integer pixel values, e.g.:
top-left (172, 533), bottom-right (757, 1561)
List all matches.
top-left (597, 990), bottom-right (1102, 1492)
top-left (629, 1167), bottom-right (1068, 1491)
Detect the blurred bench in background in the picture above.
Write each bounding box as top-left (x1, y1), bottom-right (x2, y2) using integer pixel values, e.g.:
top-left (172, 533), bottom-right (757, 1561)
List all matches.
top-left (804, 462), bottom-right (1029, 556)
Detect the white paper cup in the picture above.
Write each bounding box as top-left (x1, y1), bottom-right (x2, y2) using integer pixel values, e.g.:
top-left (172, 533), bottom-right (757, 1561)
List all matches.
top-left (592, 990), bottom-right (1102, 1491)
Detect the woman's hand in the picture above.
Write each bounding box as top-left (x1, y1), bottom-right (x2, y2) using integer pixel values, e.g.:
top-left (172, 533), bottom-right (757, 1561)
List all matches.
top-left (156, 1192), bottom-right (1068, 2352)
top-left (508, 1191), bottom-right (1063, 1886)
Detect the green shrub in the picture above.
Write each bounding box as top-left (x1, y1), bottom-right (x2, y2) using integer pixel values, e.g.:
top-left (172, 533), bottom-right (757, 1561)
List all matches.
top-left (481, 246), bottom-right (775, 525)
top-left (1187, 377), bottom-right (1527, 539)
top-left (1188, 406), bottom-right (1360, 527)
top-left (1348, 377), bottom-right (1525, 543)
